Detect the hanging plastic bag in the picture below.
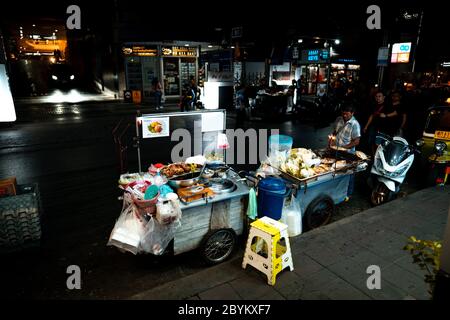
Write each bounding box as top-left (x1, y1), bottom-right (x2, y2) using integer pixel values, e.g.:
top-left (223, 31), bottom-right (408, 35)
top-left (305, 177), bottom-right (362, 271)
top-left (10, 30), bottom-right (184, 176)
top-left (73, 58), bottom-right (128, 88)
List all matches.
top-left (141, 198), bottom-right (182, 255)
top-left (282, 194), bottom-right (302, 237)
top-left (140, 217), bottom-right (181, 255)
top-left (108, 193), bottom-right (148, 255)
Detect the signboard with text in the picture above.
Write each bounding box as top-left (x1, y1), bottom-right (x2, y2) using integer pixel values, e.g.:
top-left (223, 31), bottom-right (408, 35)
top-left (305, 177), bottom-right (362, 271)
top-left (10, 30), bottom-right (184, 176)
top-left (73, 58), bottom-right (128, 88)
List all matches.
top-left (391, 42), bottom-right (412, 63)
top-left (377, 47), bottom-right (389, 66)
top-left (122, 46), bottom-right (158, 57)
top-left (299, 49), bottom-right (330, 64)
top-left (162, 46), bottom-right (198, 57)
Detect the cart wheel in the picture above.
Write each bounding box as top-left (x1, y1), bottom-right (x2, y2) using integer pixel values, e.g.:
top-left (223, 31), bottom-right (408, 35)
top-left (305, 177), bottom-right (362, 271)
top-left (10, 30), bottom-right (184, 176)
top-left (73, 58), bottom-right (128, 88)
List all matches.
top-left (303, 195), bottom-right (335, 231)
top-left (200, 228), bottom-right (237, 265)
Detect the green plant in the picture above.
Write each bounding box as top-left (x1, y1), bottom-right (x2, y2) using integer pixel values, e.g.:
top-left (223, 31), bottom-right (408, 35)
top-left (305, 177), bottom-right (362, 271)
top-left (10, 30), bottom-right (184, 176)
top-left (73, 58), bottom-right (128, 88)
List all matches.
top-left (403, 236), bottom-right (442, 296)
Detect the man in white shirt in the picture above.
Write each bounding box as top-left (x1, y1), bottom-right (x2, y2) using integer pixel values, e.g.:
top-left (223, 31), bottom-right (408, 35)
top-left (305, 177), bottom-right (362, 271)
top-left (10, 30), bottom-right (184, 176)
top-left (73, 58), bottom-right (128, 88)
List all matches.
top-left (328, 104), bottom-right (361, 199)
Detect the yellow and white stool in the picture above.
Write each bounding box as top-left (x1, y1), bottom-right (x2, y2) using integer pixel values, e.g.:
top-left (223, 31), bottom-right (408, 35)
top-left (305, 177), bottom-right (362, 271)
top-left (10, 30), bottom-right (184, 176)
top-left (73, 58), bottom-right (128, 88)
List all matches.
top-left (242, 216), bottom-right (294, 285)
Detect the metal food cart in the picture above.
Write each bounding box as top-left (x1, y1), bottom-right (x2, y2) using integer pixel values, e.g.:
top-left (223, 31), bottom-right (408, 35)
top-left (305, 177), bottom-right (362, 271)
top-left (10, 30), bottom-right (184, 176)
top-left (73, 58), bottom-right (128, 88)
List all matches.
top-left (111, 110), bottom-right (251, 265)
top-left (270, 149), bottom-right (369, 230)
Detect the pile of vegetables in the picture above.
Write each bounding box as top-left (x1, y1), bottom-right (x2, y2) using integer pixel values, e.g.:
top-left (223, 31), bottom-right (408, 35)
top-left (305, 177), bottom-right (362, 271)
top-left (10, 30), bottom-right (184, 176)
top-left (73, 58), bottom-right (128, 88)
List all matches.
top-left (280, 148), bottom-right (319, 179)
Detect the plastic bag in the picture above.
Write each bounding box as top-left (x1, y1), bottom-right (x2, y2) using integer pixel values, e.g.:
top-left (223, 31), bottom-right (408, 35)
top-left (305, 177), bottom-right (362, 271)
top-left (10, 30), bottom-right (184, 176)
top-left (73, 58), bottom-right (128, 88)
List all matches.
top-left (140, 216), bottom-right (181, 255)
top-left (282, 194), bottom-right (302, 237)
top-left (108, 193), bottom-right (147, 255)
top-left (141, 198), bottom-right (182, 255)
top-left (156, 199), bottom-right (182, 225)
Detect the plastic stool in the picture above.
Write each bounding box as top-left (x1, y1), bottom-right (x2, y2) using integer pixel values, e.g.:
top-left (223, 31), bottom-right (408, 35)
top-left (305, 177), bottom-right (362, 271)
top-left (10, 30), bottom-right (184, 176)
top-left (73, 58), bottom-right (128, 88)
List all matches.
top-left (242, 216), bottom-right (294, 285)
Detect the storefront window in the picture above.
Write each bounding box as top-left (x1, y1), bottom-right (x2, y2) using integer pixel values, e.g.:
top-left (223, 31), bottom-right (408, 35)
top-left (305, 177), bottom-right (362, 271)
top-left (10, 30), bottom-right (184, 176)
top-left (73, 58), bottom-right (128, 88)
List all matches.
top-left (180, 58), bottom-right (197, 88)
top-left (163, 58), bottom-right (180, 96)
top-left (126, 57), bottom-right (143, 91)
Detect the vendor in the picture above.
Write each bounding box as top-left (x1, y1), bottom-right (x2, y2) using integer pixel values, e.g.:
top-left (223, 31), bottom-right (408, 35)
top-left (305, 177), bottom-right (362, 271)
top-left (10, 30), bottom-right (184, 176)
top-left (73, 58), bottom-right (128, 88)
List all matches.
top-left (329, 104), bottom-right (361, 154)
top-left (328, 104), bottom-right (361, 200)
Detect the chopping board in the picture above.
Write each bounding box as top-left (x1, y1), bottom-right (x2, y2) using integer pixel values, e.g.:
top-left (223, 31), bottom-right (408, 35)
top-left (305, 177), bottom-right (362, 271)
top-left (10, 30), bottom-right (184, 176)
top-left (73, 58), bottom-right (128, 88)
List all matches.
top-left (177, 185), bottom-right (215, 203)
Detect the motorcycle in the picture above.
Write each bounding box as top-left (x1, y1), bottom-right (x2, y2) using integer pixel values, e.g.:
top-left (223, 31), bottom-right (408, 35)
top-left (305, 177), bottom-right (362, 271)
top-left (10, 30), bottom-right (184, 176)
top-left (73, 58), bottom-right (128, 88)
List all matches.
top-left (369, 132), bottom-right (418, 206)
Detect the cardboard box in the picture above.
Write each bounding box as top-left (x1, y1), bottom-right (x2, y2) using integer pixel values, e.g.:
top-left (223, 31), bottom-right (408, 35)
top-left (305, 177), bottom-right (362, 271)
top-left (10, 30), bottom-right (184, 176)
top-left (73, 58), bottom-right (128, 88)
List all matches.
top-left (0, 177), bottom-right (17, 197)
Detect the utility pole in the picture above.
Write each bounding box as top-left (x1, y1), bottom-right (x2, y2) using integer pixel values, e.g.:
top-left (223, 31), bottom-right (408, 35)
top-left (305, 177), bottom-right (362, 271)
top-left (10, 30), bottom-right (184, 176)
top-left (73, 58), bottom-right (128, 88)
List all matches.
top-left (411, 10), bottom-right (424, 73)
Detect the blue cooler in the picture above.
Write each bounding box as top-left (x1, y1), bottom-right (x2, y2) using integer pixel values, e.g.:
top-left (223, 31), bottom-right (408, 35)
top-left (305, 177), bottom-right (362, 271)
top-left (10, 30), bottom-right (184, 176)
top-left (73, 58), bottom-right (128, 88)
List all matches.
top-left (257, 177), bottom-right (289, 220)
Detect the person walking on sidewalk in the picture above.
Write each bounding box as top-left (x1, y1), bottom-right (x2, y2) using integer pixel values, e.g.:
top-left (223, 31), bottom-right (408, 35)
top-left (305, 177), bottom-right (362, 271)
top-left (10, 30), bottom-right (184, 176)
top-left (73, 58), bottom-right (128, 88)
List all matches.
top-left (151, 78), bottom-right (163, 110)
top-left (328, 104), bottom-right (361, 200)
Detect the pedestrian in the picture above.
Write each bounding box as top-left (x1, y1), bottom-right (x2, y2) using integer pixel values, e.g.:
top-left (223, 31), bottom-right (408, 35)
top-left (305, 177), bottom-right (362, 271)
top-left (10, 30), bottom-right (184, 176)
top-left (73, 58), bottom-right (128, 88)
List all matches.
top-left (151, 78), bottom-right (163, 110)
top-left (328, 104), bottom-right (361, 199)
top-left (363, 90), bottom-right (387, 154)
top-left (286, 79), bottom-right (296, 113)
top-left (382, 91), bottom-right (407, 137)
top-left (235, 85), bottom-right (248, 128)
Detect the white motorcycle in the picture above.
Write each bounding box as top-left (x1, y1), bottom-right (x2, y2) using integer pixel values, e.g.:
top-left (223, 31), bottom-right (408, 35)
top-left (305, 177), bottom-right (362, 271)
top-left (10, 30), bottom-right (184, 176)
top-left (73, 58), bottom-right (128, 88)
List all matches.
top-left (369, 133), bottom-right (418, 206)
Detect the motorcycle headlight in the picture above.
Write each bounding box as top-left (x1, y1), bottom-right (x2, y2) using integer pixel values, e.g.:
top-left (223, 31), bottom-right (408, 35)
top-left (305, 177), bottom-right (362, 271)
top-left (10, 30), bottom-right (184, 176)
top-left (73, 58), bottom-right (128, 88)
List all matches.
top-left (435, 141), bottom-right (447, 154)
top-left (416, 139), bottom-right (424, 147)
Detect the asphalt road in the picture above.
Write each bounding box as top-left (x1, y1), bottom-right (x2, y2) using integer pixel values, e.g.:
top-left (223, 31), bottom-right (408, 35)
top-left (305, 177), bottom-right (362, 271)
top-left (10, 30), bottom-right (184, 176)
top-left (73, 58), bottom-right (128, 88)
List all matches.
top-left (0, 97), bottom-right (423, 299)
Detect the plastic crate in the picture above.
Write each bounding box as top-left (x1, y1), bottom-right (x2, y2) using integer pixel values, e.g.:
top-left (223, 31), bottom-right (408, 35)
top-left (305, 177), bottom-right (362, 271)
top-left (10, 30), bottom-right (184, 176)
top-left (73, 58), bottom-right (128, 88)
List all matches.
top-left (0, 183), bottom-right (42, 252)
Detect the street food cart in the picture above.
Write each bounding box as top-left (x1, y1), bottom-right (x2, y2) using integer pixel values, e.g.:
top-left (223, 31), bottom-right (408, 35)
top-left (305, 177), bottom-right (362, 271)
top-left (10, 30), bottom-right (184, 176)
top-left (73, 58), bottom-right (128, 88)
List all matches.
top-left (108, 110), bottom-right (250, 265)
top-left (257, 146), bottom-right (369, 230)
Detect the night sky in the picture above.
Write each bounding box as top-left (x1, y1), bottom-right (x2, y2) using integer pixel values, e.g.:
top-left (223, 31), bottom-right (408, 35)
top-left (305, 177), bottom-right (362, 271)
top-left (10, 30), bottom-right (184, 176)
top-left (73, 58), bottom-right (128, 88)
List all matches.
top-left (1, 0), bottom-right (448, 71)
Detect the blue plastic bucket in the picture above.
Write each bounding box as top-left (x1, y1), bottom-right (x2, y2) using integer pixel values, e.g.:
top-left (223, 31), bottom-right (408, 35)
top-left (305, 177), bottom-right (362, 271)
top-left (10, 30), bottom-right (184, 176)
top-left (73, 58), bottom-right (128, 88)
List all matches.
top-left (257, 177), bottom-right (289, 220)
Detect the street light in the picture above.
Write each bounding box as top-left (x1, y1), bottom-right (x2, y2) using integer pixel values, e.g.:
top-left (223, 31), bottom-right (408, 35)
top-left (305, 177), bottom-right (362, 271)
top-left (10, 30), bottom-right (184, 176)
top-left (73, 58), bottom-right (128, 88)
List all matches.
top-left (334, 39), bottom-right (340, 45)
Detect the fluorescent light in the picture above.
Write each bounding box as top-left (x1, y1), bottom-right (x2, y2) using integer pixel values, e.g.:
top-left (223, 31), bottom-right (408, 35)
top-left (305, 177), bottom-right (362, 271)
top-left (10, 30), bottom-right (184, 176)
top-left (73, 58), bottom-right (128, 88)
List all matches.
top-left (0, 65), bottom-right (17, 122)
top-left (70, 75), bottom-right (75, 80)
top-left (208, 45), bottom-right (213, 48)
top-left (185, 44), bottom-right (189, 47)
top-left (298, 39), bottom-right (303, 43)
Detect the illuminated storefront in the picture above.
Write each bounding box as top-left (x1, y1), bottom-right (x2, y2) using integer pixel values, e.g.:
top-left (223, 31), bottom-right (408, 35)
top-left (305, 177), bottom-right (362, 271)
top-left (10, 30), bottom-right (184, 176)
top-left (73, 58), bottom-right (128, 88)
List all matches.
top-left (122, 42), bottom-right (200, 99)
top-left (294, 50), bottom-right (360, 96)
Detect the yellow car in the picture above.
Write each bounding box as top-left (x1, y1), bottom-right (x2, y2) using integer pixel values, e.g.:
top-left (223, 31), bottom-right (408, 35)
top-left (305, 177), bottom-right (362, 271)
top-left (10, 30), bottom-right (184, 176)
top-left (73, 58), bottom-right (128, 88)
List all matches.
top-left (416, 105), bottom-right (450, 185)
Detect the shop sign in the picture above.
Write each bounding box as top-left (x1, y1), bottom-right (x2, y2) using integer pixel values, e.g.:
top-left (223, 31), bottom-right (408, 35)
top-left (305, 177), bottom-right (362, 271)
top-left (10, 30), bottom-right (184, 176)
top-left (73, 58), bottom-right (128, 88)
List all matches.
top-left (292, 47), bottom-right (299, 59)
top-left (377, 47), bottom-right (389, 66)
top-left (391, 42), bottom-right (411, 63)
top-left (299, 49), bottom-right (330, 64)
top-left (208, 71), bottom-right (234, 82)
top-left (142, 117), bottom-right (170, 139)
top-left (122, 46), bottom-right (158, 57)
top-left (231, 27), bottom-right (243, 39)
top-left (162, 46), bottom-right (198, 57)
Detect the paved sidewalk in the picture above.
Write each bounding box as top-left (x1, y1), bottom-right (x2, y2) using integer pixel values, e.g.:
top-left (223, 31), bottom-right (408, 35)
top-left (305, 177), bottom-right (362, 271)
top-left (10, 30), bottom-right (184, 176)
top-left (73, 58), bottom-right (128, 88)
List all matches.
top-left (130, 186), bottom-right (450, 300)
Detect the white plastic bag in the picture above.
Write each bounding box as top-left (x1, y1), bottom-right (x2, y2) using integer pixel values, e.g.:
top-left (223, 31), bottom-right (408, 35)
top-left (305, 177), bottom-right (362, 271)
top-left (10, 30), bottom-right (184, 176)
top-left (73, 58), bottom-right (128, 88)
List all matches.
top-left (140, 217), bottom-right (181, 255)
top-left (282, 194), bottom-right (302, 237)
top-left (108, 193), bottom-right (147, 255)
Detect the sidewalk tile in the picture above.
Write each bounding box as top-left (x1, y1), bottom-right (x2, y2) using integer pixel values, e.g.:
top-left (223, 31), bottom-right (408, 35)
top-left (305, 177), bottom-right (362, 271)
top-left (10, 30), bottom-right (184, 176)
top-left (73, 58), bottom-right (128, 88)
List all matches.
top-left (392, 255), bottom-right (427, 278)
top-left (292, 253), bottom-right (325, 277)
top-left (198, 283), bottom-right (242, 300)
top-left (229, 274), bottom-right (279, 300)
top-left (381, 264), bottom-right (431, 300)
top-left (322, 278), bottom-right (372, 300)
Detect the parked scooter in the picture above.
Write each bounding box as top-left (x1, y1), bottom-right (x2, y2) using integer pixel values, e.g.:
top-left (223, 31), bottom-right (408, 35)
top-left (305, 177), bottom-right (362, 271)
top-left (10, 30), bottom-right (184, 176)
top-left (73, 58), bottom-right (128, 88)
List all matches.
top-left (369, 132), bottom-right (418, 206)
